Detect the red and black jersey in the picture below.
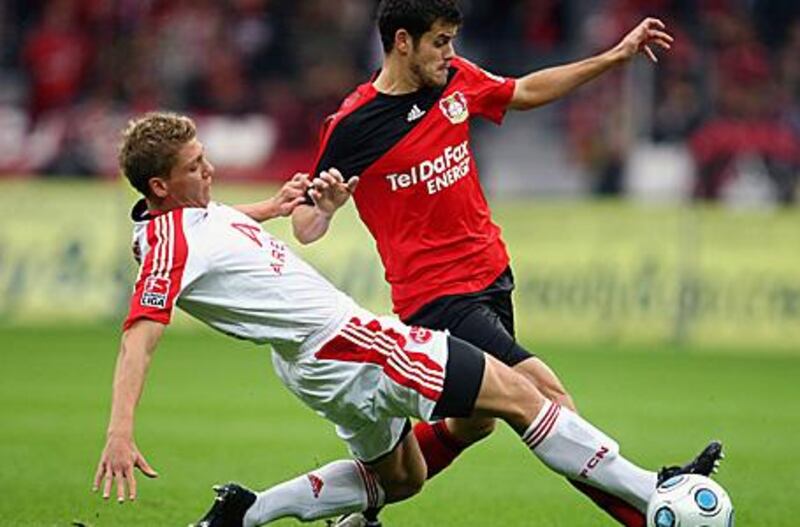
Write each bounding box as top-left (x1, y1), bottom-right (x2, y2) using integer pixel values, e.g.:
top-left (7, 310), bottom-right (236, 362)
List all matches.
top-left (311, 56), bottom-right (516, 319)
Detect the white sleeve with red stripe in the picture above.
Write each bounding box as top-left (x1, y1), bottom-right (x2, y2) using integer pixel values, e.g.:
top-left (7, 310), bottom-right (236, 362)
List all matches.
top-left (123, 209), bottom-right (191, 331)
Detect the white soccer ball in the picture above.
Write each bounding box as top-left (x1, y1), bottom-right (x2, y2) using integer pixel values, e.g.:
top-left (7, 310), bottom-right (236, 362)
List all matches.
top-left (647, 474), bottom-right (735, 527)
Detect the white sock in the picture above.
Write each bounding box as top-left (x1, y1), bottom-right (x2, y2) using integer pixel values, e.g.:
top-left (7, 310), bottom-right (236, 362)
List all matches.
top-left (522, 400), bottom-right (657, 511)
top-left (243, 460), bottom-right (385, 526)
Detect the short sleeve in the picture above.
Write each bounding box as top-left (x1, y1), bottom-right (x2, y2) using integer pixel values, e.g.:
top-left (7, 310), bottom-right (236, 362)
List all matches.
top-left (455, 56), bottom-right (516, 125)
top-left (123, 209), bottom-right (190, 331)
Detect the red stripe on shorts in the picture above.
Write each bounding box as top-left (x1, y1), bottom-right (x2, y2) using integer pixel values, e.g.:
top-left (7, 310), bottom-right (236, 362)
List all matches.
top-left (316, 317), bottom-right (444, 401)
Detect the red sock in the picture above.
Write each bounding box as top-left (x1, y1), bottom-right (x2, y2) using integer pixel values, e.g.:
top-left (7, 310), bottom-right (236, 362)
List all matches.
top-left (413, 421), bottom-right (468, 479)
top-left (569, 480), bottom-right (646, 527)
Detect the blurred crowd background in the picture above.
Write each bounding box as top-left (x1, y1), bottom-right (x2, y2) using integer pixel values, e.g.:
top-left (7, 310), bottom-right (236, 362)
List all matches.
top-left (1, 0), bottom-right (799, 204)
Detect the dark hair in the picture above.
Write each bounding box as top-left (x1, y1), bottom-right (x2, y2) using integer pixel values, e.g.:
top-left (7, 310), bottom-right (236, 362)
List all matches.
top-left (118, 112), bottom-right (197, 197)
top-left (377, 0), bottom-right (463, 53)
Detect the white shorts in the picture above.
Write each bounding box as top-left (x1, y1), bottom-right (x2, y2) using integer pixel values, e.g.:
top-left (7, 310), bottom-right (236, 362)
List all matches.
top-left (272, 305), bottom-right (449, 462)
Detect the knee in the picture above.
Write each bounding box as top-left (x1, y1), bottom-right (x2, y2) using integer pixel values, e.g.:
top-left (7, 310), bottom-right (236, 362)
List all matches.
top-left (500, 372), bottom-right (545, 425)
top-left (381, 466), bottom-right (426, 502)
top-left (515, 359), bottom-right (578, 412)
top-left (552, 389), bottom-right (577, 412)
top-left (539, 382), bottom-right (576, 412)
top-left (476, 358), bottom-right (548, 431)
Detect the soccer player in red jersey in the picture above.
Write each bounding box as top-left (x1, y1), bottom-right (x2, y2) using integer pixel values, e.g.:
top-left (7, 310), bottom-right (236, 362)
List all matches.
top-left (291, 2), bottom-right (674, 526)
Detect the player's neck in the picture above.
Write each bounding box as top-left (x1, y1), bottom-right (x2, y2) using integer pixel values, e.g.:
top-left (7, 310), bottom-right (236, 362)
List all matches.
top-left (373, 57), bottom-right (422, 95)
top-left (145, 197), bottom-right (176, 214)
top-left (146, 195), bottom-right (208, 214)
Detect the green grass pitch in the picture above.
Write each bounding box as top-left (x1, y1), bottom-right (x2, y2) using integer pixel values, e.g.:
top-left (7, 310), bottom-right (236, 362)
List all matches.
top-left (1, 325), bottom-right (798, 526)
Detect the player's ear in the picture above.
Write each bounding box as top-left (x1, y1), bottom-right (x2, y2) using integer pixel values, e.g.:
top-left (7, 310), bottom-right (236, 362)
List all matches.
top-left (148, 177), bottom-right (169, 199)
top-left (395, 29), bottom-right (412, 55)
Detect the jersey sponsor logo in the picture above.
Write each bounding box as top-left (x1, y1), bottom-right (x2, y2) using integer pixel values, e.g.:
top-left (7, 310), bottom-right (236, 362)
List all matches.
top-left (141, 276), bottom-right (171, 308)
top-left (307, 473), bottom-right (324, 498)
top-left (406, 104), bottom-right (426, 122)
top-left (409, 326), bottom-right (433, 344)
top-left (439, 91), bottom-right (469, 124)
top-left (385, 140), bottom-right (471, 195)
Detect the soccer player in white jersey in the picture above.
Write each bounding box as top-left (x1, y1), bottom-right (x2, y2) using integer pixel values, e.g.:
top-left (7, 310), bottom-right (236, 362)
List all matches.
top-left (92, 113), bottom-right (722, 527)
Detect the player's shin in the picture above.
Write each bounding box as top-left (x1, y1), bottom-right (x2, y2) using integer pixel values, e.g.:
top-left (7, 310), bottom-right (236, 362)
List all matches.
top-left (243, 460), bottom-right (384, 526)
top-left (521, 400), bottom-right (656, 512)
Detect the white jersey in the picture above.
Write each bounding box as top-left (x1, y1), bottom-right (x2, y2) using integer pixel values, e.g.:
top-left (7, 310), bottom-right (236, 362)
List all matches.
top-left (125, 199), bottom-right (452, 462)
top-left (124, 200), bottom-right (354, 356)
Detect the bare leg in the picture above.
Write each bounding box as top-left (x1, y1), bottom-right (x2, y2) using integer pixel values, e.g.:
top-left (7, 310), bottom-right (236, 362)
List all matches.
top-left (514, 357), bottom-right (576, 411)
top-left (436, 356), bottom-right (643, 527)
top-left (366, 432), bottom-right (427, 504)
top-left (429, 356), bottom-right (575, 475)
top-left (474, 355), bottom-right (657, 512)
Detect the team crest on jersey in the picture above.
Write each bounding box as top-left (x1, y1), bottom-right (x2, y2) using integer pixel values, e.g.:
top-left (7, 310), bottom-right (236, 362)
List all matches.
top-left (409, 326), bottom-right (433, 344)
top-left (141, 276), bottom-right (170, 308)
top-left (439, 91), bottom-right (469, 124)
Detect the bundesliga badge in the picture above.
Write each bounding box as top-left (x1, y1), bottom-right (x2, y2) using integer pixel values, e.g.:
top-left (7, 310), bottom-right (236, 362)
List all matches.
top-left (439, 91), bottom-right (469, 124)
top-left (141, 276), bottom-right (170, 308)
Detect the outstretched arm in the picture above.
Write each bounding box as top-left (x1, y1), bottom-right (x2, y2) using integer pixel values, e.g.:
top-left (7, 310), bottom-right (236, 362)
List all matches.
top-left (235, 172), bottom-right (311, 222)
top-left (93, 319), bottom-right (164, 502)
top-left (292, 168), bottom-right (359, 244)
top-left (509, 17), bottom-right (673, 111)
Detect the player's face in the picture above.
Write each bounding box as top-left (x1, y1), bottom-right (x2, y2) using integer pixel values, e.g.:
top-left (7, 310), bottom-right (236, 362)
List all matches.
top-left (163, 139), bottom-right (214, 208)
top-left (409, 20), bottom-right (458, 88)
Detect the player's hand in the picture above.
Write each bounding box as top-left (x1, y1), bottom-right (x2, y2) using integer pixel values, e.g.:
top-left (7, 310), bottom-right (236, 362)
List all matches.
top-left (309, 168), bottom-right (359, 216)
top-left (93, 434), bottom-right (158, 502)
top-left (615, 17), bottom-right (673, 63)
top-left (271, 172), bottom-right (311, 217)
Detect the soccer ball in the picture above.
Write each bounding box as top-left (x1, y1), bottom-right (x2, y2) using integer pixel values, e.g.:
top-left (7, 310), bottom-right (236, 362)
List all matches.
top-left (647, 474), bottom-right (734, 527)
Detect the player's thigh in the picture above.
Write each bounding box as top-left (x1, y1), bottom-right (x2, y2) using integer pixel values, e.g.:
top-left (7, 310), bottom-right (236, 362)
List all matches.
top-left (437, 336), bottom-right (497, 442)
top-left (472, 354), bottom-right (546, 434)
top-left (451, 306), bottom-right (576, 411)
top-left (448, 303), bottom-right (531, 366)
top-left (435, 335), bottom-right (544, 434)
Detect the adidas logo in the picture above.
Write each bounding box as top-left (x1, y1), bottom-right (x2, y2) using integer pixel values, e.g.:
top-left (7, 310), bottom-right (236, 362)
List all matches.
top-left (406, 104), bottom-right (426, 122)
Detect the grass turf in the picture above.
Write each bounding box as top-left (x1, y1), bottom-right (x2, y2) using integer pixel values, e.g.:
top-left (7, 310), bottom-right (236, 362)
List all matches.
top-left (1, 325), bottom-right (798, 526)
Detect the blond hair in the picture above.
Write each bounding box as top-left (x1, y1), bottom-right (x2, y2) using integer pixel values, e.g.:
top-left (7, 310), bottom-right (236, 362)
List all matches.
top-left (119, 112), bottom-right (196, 196)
